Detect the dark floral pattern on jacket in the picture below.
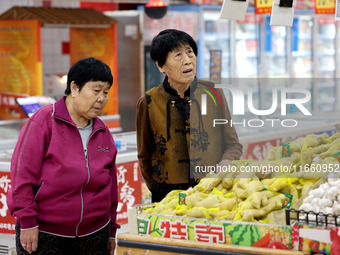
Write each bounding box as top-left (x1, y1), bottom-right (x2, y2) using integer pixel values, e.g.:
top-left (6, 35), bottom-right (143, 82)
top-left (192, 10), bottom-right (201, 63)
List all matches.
top-left (190, 127), bottom-right (210, 152)
top-left (151, 132), bottom-right (168, 183)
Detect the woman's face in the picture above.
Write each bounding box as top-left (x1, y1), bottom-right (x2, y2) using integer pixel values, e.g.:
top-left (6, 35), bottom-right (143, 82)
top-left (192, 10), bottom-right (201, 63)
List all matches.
top-left (72, 81), bottom-right (110, 120)
top-left (158, 43), bottom-right (196, 87)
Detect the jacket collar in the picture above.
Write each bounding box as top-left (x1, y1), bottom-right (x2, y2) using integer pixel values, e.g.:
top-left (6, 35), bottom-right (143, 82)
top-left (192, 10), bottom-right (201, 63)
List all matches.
top-left (52, 96), bottom-right (106, 130)
top-left (163, 76), bottom-right (197, 98)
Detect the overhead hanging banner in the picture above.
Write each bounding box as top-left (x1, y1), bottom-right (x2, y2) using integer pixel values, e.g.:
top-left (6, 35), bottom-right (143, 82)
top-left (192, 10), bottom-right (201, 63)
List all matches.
top-left (0, 19), bottom-right (42, 119)
top-left (255, 0), bottom-right (274, 14)
top-left (315, 0), bottom-right (335, 13)
top-left (70, 26), bottom-right (118, 115)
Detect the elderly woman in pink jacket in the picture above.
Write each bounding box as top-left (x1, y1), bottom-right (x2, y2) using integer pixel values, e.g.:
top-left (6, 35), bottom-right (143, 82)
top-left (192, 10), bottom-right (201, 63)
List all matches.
top-left (7, 57), bottom-right (120, 255)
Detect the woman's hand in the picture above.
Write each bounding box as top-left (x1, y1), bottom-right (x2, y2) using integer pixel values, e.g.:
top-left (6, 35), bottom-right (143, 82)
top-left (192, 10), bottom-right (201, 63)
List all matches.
top-left (20, 227), bottom-right (39, 254)
top-left (109, 238), bottom-right (116, 255)
top-left (217, 159), bottom-right (231, 171)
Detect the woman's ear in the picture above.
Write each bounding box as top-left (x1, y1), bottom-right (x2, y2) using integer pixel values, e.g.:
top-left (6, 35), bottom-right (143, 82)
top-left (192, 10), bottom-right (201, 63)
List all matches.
top-left (155, 62), bottom-right (165, 74)
top-left (70, 81), bottom-right (78, 97)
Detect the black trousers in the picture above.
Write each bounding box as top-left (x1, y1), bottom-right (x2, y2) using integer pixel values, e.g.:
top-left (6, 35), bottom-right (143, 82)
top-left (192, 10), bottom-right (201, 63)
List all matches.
top-left (15, 224), bottom-right (110, 255)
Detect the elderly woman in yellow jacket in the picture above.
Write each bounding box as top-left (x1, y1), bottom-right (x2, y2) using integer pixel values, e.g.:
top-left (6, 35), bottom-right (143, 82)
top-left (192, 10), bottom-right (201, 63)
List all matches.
top-left (136, 29), bottom-right (243, 202)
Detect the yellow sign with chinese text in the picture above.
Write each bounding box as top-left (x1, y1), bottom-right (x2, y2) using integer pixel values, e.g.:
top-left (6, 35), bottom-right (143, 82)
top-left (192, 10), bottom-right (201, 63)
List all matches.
top-left (315, 0), bottom-right (335, 14)
top-left (0, 20), bottom-right (42, 95)
top-left (70, 26), bottom-right (118, 115)
top-left (0, 20), bottom-right (42, 119)
top-left (255, 0), bottom-right (274, 14)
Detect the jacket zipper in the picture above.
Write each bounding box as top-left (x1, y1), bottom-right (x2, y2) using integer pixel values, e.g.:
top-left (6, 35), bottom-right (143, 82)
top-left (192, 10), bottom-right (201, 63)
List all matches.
top-left (54, 116), bottom-right (105, 236)
top-left (76, 151), bottom-right (90, 236)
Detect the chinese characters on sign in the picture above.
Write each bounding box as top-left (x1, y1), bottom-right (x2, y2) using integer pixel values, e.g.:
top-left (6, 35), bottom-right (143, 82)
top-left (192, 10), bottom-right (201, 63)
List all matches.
top-left (315, 0), bottom-right (335, 14)
top-left (160, 220), bottom-right (188, 240)
top-left (0, 20), bottom-right (42, 119)
top-left (116, 161), bottom-right (141, 225)
top-left (255, 0), bottom-right (274, 14)
top-left (70, 26), bottom-right (118, 116)
top-left (194, 223), bottom-right (225, 243)
top-left (0, 20), bottom-right (42, 96)
top-left (137, 218), bottom-right (151, 235)
top-left (0, 93), bottom-right (29, 119)
top-left (0, 93), bottom-right (16, 108)
top-left (0, 173), bottom-right (15, 234)
top-left (138, 218), bottom-right (226, 243)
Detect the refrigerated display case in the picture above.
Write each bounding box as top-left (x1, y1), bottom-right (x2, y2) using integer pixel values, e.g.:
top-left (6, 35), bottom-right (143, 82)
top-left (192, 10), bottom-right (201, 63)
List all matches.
top-left (234, 13), bottom-right (262, 78)
top-left (314, 16), bottom-right (337, 112)
top-left (265, 16), bottom-right (290, 78)
top-left (292, 16), bottom-right (313, 78)
top-left (316, 16), bottom-right (336, 78)
top-left (201, 8), bottom-right (340, 114)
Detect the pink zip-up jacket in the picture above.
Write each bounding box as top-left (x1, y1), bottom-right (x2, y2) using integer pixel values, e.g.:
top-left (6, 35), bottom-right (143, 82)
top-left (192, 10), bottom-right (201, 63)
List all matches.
top-left (7, 97), bottom-right (120, 238)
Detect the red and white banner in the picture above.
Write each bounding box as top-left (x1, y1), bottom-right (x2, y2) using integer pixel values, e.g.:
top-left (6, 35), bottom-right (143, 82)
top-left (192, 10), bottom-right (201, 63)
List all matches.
top-left (0, 172), bottom-right (15, 234)
top-left (116, 161), bottom-right (142, 225)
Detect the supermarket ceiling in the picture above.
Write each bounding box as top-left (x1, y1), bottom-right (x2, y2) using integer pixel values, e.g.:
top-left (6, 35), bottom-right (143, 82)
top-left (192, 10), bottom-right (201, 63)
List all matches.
top-left (0, 6), bottom-right (117, 26)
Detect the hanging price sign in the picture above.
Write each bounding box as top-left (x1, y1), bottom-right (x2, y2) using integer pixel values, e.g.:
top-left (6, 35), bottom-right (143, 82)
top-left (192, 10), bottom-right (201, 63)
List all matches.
top-left (315, 0), bottom-right (335, 14)
top-left (255, 0), bottom-right (274, 14)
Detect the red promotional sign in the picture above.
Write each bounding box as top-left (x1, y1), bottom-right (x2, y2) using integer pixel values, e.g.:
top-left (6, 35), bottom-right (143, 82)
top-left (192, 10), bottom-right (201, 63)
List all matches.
top-left (70, 25), bottom-right (118, 116)
top-left (0, 172), bottom-right (16, 234)
top-left (242, 138), bottom-right (282, 162)
top-left (0, 92), bottom-right (27, 118)
top-left (116, 161), bottom-right (142, 225)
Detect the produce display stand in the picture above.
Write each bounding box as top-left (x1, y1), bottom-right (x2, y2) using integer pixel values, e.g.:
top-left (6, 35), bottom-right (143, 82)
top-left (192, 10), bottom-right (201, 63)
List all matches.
top-left (0, 118), bottom-right (338, 254)
top-left (285, 175), bottom-right (340, 254)
top-left (122, 126), bottom-right (340, 255)
top-left (122, 205), bottom-right (308, 255)
top-left (116, 232), bottom-right (310, 255)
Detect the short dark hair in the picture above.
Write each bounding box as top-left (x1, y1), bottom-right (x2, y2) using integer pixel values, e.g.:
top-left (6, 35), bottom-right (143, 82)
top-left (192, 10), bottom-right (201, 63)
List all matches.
top-left (150, 29), bottom-right (197, 68)
top-left (64, 57), bottom-right (113, 95)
